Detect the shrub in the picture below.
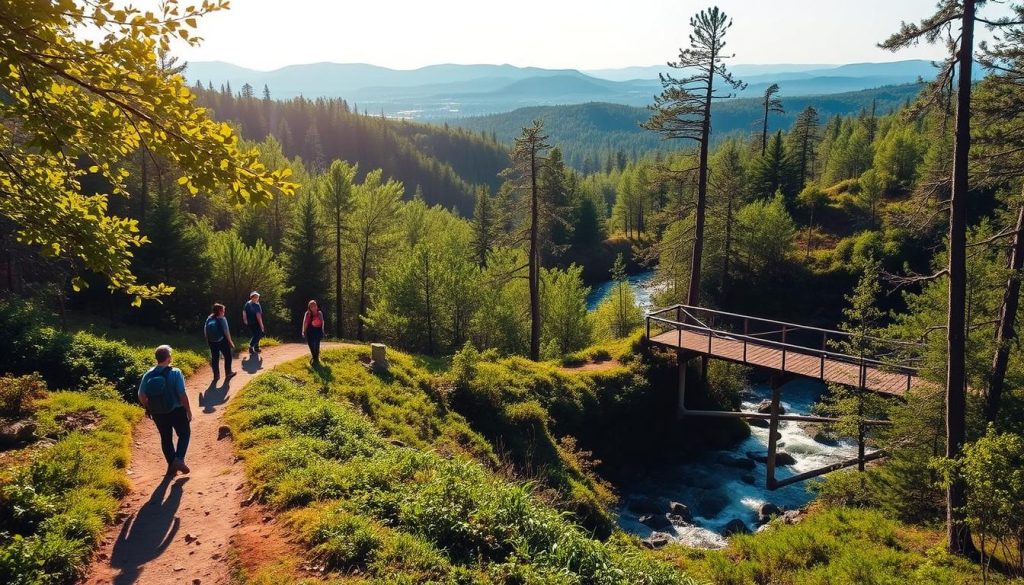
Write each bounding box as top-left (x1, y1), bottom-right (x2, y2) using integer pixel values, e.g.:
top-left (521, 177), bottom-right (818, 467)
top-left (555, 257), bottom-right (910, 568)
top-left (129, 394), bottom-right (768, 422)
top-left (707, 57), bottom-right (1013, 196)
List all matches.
top-left (0, 375), bottom-right (47, 419)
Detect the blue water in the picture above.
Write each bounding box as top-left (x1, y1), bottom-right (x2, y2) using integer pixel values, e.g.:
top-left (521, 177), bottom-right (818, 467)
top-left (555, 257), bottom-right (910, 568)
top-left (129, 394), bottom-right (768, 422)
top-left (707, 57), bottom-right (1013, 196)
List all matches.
top-left (586, 270), bottom-right (657, 311)
top-left (618, 379), bottom-right (854, 548)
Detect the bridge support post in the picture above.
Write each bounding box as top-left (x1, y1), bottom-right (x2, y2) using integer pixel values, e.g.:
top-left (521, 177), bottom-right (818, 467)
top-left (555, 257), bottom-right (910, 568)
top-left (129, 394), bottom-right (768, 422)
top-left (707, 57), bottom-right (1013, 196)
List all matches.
top-left (677, 350), bottom-right (688, 418)
top-left (765, 375), bottom-right (784, 490)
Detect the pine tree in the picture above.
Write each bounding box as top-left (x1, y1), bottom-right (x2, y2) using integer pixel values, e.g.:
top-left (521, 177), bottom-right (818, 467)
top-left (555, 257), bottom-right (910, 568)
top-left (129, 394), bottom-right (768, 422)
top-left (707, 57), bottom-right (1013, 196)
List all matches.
top-left (751, 131), bottom-right (798, 200)
top-left (501, 120), bottom-right (553, 361)
top-left (319, 160), bottom-right (357, 338)
top-left (642, 6), bottom-right (745, 305)
top-left (880, 0), bottom-right (1005, 556)
top-left (348, 170), bottom-right (404, 341)
top-left (788, 106), bottom-right (821, 188)
top-left (471, 186), bottom-right (496, 267)
top-left (760, 83), bottom-right (784, 156)
top-left (283, 189), bottom-right (330, 330)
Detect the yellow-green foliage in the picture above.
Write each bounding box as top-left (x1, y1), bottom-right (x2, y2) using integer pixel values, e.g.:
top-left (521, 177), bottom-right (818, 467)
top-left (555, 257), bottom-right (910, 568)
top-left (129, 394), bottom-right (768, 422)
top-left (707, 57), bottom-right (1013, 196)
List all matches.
top-left (655, 507), bottom-right (1000, 585)
top-left (227, 347), bottom-right (696, 584)
top-left (0, 390), bottom-right (142, 584)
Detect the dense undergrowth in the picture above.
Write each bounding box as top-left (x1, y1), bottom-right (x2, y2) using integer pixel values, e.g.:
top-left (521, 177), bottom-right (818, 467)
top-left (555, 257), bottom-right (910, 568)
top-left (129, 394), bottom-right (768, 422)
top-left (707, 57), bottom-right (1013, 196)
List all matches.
top-left (0, 299), bottom-right (205, 400)
top-left (0, 377), bottom-right (142, 584)
top-left (226, 345), bottom-right (699, 583)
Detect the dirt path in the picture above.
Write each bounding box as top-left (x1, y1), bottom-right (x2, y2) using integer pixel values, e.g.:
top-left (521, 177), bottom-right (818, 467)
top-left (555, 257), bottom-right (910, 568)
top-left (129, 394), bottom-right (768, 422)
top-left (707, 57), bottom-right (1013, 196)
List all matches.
top-left (84, 343), bottom-right (344, 585)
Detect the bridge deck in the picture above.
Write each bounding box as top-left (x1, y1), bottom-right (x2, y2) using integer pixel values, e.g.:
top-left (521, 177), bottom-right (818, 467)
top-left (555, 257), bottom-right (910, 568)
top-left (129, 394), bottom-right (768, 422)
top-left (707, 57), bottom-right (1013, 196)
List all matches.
top-left (650, 329), bottom-right (926, 396)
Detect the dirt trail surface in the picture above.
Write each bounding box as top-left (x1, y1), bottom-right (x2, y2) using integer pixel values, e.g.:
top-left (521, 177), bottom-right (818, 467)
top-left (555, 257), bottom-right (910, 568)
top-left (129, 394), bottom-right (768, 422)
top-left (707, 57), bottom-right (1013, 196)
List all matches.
top-left (84, 343), bottom-right (344, 585)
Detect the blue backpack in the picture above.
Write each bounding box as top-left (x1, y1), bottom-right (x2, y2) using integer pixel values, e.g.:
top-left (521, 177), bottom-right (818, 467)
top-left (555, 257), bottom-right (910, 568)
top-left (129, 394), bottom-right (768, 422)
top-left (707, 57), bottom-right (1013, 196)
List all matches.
top-left (143, 367), bottom-right (176, 414)
top-left (205, 316), bottom-right (225, 341)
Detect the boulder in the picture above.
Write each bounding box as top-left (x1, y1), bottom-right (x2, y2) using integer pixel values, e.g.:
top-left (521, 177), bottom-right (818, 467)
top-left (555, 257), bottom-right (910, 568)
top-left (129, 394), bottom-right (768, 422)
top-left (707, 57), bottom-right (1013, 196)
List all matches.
top-left (641, 532), bottom-right (672, 549)
top-left (740, 474), bottom-right (756, 485)
top-left (716, 453), bottom-right (756, 470)
top-left (693, 489), bottom-right (729, 518)
top-left (627, 496), bottom-right (668, 515)
top-left (748, 418), bottom-right (770, 428)
top-left (669, 501), bottom-right (693, 523)
top-left (758, 503), bottom-right (782, 524)
top-left (782, 510), bottom-right (805, 525)
top-left (755, 400), bottom-right (785, 415)
top-left (667, 513), bottom-right (690, 526)
top-left (639, 513), bottom-right (672, 530)
top-left (0, 420), bottom-right (36, 446)
top-left (721, 518), bottom-right (750, 537)
top-left (775, 451), bottom-right (798, 466)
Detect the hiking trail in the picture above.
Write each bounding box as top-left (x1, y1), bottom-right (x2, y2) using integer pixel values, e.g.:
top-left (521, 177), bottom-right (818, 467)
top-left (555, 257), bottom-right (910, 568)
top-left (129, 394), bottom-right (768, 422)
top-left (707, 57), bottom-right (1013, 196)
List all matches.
top-left (84, 342), bottom-right (345, 585)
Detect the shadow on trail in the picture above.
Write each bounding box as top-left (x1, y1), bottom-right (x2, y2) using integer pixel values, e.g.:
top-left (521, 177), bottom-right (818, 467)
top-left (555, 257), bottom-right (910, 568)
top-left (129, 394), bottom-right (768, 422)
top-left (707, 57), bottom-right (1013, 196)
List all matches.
top-left (109, 475), bottom-right (189, 585)
top-left (199, 380), bottom-right (230, 414)
top-left (241, 353), bottom-right (263, 374)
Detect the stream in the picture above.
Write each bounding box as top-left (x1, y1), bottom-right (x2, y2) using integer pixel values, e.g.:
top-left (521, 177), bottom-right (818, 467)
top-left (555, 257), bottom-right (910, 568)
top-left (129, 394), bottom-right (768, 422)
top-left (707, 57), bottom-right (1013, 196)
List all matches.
top-left (588, 272), bottom-right (855, 548)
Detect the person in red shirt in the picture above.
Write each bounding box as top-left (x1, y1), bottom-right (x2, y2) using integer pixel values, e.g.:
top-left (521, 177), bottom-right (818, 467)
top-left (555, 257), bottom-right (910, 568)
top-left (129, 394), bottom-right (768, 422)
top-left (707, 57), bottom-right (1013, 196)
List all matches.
top-left (301, 299), bottom-right (326, 365)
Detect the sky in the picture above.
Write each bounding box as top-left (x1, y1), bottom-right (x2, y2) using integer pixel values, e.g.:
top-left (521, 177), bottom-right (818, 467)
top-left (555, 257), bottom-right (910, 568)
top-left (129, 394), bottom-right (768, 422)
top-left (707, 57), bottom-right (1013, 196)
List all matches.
top-left (171, 0), bottom-right (1012, 71)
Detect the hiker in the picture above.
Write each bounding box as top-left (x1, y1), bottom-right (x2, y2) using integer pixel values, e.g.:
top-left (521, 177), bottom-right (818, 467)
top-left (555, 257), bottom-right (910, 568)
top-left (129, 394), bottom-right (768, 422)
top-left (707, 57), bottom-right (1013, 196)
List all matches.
top-left (242, 291), bottom-right (265, 354)
top-left (301, 299), bottom-right (325, 364)
top-left (204, 303), bottom-right (235, 381)
top-left (138, 345), bottom-right (192, 475)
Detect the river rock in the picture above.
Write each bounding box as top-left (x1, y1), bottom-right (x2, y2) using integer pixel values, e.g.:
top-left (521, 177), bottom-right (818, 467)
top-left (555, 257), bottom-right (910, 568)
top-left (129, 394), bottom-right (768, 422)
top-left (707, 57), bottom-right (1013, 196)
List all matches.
top-left (721, 518), bottom-right (750, 536)
top-left (755, 400), bottom-right (786, 415)
top-left (641, 532), bottom-right (672, 549)
top-left (693, 489), bottom-right (729, 518)
top-left (627, 496), bottom-right (668, 515)
top-left (798, 422), bottom-right (840, 446)
top-left (748, 417), bottom-right (770, 428)
top-left (669, 501), bottom-right (692, 523)
top-left (716, 453), bottom-right (756, 470)
top-left (782, 509), bottom-right (805, 524)
top-left (0, 419), bottom-right (36, 446)
top-left (667, 513), bottom-right (690, 526)
top-left (639, 513), bottom-right (672, 530)
top-left (758, 503), bottom-right (782, 524)
top-left (775, 451), bottom-right (797, 466)
top-left (741, 473), bottom-right (756, 485)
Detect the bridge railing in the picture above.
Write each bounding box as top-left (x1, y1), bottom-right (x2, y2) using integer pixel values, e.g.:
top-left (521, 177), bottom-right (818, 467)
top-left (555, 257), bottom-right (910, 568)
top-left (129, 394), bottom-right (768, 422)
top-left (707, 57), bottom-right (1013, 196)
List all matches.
top-left (645, 304), bottom-right (925, 392)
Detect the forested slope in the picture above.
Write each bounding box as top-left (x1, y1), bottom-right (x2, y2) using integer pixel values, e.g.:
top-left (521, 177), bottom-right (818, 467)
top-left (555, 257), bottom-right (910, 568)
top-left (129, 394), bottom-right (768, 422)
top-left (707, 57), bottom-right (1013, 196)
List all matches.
top-left (194, 87), bottom-right (509, 213)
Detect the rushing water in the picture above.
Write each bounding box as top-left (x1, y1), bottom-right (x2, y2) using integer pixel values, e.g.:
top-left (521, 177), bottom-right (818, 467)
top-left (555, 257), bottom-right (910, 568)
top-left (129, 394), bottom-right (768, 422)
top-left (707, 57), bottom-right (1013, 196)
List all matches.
top-left (616, 379), bottom-right (855, 548)
top-left (586, 270), bottom-right (658, 312)
top-left (587, 272), bottom-right (851, 547)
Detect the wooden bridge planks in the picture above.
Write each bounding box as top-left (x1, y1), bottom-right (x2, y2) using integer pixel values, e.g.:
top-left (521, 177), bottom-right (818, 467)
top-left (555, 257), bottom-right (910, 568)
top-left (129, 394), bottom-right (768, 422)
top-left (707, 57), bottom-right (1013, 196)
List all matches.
top-left (649, 329), bottom-right (927, 396)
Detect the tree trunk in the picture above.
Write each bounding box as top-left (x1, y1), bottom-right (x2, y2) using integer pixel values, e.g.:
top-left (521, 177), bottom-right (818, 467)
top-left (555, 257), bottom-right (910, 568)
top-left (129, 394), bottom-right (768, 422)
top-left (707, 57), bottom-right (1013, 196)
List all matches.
top-left (761, 100), bottom-right (769, 157)
top-left (985, 203), bottom-right (1024, 424)
top-left (357, 246), bottom-right (369, 341)
top-left (335, 217), bottom-right (344, 338)
top-left (529, 146), bottom-right (541, 361)
top-left (721, 193), bottom-right (733, 293)
top-left (946, 0), bottom-right (977, 558)
top-left (689, 54), bottom-right (716, 306)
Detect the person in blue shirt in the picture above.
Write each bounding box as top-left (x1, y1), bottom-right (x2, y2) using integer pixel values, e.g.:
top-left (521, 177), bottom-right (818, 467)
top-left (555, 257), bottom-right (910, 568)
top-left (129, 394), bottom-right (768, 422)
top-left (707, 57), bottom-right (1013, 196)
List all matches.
top-left (138, 345), bottom-right (193, 475)
top-left (242, 291), bottom-right (265, 354)
top-left (204, 303), bottom-right (236, 381)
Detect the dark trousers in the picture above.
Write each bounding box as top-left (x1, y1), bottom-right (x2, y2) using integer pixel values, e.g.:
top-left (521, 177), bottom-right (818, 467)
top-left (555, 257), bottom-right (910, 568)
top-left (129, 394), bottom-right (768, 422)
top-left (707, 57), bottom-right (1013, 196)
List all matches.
top-left (248, 324), bottom-right (264, 351)
top-left (306, 327), bottom-right (323, 362)
top-left (152, 407), bottom-right (190, 465)
top-left (208, 338), bottom-right (233, 377)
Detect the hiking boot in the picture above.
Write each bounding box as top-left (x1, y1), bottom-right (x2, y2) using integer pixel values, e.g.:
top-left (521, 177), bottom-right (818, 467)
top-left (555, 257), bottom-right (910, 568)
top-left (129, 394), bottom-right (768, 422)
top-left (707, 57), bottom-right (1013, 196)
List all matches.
top-left (174, 460), bottom-right (191, 474)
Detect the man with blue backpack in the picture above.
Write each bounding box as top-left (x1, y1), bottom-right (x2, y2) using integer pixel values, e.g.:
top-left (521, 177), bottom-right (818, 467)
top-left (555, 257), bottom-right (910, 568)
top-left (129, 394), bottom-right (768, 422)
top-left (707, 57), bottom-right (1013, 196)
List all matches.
top-left (205, 303), bottom-right (236, 381)
top-left (138, 345), bottom-right (193, 475)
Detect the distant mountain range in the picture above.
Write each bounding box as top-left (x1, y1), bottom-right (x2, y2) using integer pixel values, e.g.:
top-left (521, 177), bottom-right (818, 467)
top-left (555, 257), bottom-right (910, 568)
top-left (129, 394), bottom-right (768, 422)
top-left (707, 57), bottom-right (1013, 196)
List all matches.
top-left (185, 60), bottom-right (944, 120)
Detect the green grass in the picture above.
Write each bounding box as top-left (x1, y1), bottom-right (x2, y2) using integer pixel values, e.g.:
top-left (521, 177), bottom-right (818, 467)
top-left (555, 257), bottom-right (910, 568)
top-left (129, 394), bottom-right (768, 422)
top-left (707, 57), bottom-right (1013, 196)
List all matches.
top-left (227, 346), bottom-right (697, 584)
top-left (0, 386), bottom-right (142, 585)
top-left (653, 507), bottom-right (1010, 585)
